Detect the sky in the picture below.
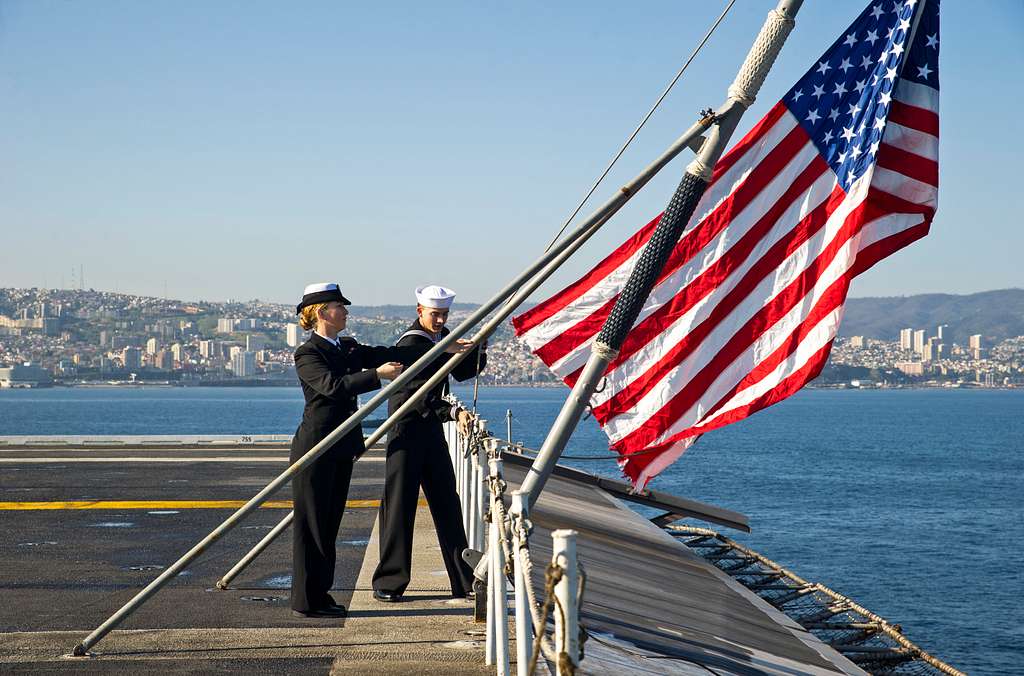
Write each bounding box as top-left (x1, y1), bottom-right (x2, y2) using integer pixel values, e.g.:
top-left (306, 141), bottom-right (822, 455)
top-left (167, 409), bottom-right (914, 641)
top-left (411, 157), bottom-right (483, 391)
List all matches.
top-left (1, 0), bottom-right (1021, 306)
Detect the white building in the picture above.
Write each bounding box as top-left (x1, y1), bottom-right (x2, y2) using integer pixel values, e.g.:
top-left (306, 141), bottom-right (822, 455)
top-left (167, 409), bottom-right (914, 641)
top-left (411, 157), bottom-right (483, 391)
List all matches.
top-left (231, 351), bottom-right (257, 377)
top-left (199, 340), bottom-right (217, 359)
top-left (899, 328), bottom-right (914, 350)
top-left (913, 329), bottom-right (926, 354)
top-left (969, 334), bottom-right (983, 360)
top-left (286, 323), bottom-right (303, 348)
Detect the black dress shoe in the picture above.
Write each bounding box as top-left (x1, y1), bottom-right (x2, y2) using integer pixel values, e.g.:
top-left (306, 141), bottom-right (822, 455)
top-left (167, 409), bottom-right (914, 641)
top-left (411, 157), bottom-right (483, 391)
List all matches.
top-left (292, 605), bottom-right (347, 618)
top-left (373, 589), bottom-right (403, 602)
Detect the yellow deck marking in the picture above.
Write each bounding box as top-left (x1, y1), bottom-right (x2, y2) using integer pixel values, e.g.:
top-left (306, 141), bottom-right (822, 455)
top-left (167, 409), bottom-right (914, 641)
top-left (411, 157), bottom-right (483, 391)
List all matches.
top-left (0, 499), bottom-right (426, 510)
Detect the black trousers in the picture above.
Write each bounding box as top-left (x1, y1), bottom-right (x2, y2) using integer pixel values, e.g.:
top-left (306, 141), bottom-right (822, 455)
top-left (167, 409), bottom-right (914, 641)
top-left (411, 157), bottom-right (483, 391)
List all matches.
top-left (372, 419), bottom-right (473, 596)
top-left (290, 447), bottom-right (354, 612)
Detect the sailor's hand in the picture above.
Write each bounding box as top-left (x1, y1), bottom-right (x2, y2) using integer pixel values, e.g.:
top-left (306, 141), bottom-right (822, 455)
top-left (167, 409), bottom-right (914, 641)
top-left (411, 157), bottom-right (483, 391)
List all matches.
top-left (456, 408), bottom-right (473, 436)
top-left (445, 339), bottom-right (474, 354)
top-left (376, 362), bottom-right (404, 381)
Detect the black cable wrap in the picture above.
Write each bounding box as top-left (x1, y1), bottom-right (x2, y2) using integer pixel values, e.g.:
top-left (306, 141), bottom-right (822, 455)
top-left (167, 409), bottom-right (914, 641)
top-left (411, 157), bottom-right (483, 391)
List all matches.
top-left (596, 171), bottom-right (709, 349)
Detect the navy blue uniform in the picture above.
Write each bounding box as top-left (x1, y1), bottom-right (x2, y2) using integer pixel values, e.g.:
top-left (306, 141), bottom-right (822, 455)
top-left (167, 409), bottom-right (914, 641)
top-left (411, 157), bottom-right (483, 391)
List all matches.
top-left (289, 333), bottom-right (420, 612)
top-left (372, 322), bottom-right (486, 597)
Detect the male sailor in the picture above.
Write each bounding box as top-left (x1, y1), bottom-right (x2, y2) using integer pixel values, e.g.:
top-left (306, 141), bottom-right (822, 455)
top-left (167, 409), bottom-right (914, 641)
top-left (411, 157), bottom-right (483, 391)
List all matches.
top-left (372, 284), bottom-right (486, 602)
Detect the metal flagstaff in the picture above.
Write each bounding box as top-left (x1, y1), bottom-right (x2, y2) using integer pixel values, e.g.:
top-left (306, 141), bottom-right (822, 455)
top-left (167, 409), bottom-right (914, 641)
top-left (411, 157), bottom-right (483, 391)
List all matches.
top-left (215, 118), bottom-right (715, 589)
top-left (72, 114), bottom-right (714, 655)
top-left (520, 0), bottom-right (806, 507)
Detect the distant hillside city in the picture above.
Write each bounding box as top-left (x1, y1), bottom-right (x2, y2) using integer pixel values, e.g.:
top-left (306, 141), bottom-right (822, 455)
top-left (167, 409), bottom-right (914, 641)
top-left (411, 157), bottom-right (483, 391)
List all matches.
top-left (0, 287), bottom-right (1022, 389)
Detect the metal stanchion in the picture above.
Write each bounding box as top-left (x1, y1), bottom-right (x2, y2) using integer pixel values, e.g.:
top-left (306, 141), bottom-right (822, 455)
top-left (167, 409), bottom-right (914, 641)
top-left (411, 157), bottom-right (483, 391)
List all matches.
top-left (510, 490), bottom-right (532, 676)
top-left (469, 442), bottom-right (481, 551)
top-left (488, 456), bottom-right (510, 676)
top-left (506, 409), bottom-right (513, 447)
top-left (474, 456), bottom-right (486, 552)
top-left (486, 488), bottom-right (496, 667)
top-left (552, 529), bottom-right (579, 675)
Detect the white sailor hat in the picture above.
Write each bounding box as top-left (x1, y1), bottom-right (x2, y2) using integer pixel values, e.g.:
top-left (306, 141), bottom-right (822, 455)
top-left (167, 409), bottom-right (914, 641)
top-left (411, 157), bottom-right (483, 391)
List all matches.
top-left (296, 282), bottom-right (351, 313)
top-left (415, 285), bottom-right (456, 309)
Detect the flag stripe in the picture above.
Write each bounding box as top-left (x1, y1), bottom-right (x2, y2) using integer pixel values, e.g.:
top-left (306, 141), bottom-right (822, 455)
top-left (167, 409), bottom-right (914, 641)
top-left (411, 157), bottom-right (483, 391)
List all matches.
top-left (882, 121), bottom-right (938, 161)
top-left (876, 143), bottom-right (938, 187)
top-left (888, 100), bottom-right (939, 137)
top-left (708, 102), bottom-right (791, 184)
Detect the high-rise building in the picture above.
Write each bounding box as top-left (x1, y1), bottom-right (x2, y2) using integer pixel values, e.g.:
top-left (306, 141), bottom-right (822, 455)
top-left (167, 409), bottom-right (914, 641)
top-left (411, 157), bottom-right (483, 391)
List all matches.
top-left (899, 328), bottom-right (913, 350)
top-left (217, 318), bottom-right (236, 334)
top-left (154, 350), bottom-right (174, 370)
top-left (199, 340), bottom-right (217, 359)
top-left (145, 337), bottom-right (158, 355)
top-left (849, 336), bottom-right (864, 348)
top-left (246, 334), bottom-right (265, 352)
top-left (937, 324), bottom-right (946, 340)
top-left (922, 338), bottom-right (934, 362)
top-left (171, 344), bottom-right (185, 364)
top-left (286, 323), bottom-right (303, 348)
top-left (231, 351), bottom-right (256, 377)
top-left (969, 334), bottom-right (982, 361)
top-left (229, 345), bottom-right (243, 361)
top-left (913, 329), bottom-right (926, 354)
top-left (122, 347), bottom-right (142, 370)
top-left (99, 330), bottom-right (109, 347)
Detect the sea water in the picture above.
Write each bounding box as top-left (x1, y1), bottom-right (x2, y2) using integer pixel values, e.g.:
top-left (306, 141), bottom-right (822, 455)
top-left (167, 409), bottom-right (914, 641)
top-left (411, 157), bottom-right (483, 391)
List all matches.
top-left (1, 385), bottom-right (1020, 673)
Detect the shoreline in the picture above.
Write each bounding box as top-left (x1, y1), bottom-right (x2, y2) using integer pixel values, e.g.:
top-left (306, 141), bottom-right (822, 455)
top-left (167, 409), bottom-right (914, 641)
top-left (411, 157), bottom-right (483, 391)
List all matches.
top-left (3, 381), bottom-right (1019, 391)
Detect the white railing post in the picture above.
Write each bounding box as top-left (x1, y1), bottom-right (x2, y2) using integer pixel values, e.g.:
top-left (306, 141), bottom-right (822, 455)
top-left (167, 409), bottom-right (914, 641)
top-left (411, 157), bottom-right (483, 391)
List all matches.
top-left (487, 455), bottom-right (510, 676)
top-left (486, 499), bottom-right (496, 666)
top-left (469, 439), bottom-right (481, 551)
top-left (510, 490), bottom-right (532, 676)
top-left (459, 427), bottom-right (469, 535)
top-left (551, 529), bottom-right (579, 675)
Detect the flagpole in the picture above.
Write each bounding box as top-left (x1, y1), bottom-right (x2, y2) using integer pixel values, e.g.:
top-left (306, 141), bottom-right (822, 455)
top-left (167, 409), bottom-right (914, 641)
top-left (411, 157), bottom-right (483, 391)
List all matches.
top-left (520, 0), bottom-right (805, 507)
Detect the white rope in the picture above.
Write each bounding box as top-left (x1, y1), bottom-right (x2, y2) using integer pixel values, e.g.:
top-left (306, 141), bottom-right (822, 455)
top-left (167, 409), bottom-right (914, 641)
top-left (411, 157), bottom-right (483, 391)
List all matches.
top-left (727, 7), bottom-right (795, 108)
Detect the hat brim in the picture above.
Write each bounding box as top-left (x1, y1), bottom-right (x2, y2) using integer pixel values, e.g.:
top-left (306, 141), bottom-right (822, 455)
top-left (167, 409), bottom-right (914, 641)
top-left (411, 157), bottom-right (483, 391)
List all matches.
top-left (296, 290), bottom-right (351, 313)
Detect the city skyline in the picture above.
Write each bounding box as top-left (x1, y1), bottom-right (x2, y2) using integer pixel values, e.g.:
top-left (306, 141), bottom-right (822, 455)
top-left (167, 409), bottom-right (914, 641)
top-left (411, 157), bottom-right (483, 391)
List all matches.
top-left (2, 1), bottom-right (1022, 305)
top-left (2, 286), bottom-right (1021, 389)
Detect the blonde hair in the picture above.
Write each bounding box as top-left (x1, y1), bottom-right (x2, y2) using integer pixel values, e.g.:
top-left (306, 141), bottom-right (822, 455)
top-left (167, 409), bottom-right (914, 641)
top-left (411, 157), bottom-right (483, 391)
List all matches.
top-left (298, 303), bottom-right (326, 331)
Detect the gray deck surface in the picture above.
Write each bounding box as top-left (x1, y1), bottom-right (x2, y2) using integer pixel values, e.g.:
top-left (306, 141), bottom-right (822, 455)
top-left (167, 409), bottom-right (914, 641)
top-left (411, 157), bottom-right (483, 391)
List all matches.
top-left (1, 440), bottom-right (861, 674)
top-left (0, 443), bottom-right (490, 674)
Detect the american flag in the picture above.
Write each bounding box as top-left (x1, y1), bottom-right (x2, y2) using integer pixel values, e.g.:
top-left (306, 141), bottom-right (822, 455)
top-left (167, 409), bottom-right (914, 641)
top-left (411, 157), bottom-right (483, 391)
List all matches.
top-left (513, 0), bottom-right (940, 488)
